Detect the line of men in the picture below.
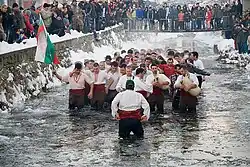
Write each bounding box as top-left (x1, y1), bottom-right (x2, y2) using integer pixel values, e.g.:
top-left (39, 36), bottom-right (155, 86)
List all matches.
top-left (53, 48), bottom-right (209, 139)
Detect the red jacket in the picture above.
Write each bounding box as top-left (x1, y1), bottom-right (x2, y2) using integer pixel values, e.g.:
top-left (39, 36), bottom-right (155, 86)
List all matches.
top-left (23, 14), bottom-right (34, 32)
top-left (159, 64), bottom-right (175, 78)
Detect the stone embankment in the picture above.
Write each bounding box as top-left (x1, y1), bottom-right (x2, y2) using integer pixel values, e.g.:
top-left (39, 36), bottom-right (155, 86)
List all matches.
top-left (215, 44), bottom-right (250, 68)
top-left (0, 24), bottom-right (125, 111)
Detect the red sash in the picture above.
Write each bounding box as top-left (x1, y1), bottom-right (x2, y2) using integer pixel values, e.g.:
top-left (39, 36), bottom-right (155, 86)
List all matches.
top-left (94, 84), bottom-right (105, 92)
top-left (180, 89), bottom-right (192, 97)
top-left (136, 90), bottom-right (147, 98)
top-left (69, 89), bottom-right (85, 95)
top-left (119, 109), bottom-right (141, 120)
top-left (152, 87), bottom-right (162, 95)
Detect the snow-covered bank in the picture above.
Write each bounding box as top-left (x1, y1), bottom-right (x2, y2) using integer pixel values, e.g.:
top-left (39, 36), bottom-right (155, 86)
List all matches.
top-left (0, 24), bottom-right (122, 55)
top-left (194, 31), bottom-right (250, 68)
top-left (0, 26), bottom-right (185, 112)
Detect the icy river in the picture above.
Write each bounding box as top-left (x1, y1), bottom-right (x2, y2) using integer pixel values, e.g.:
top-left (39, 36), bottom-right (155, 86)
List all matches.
top-left (0, 32), bottom-right (249, 167)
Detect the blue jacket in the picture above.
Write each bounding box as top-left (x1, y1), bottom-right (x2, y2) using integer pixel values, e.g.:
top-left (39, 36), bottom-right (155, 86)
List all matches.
top-left (136, 9), bottom-right (144, 19)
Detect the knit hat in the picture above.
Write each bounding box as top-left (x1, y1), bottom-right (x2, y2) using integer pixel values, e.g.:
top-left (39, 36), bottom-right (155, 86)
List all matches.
top-left (126, 80), bottom-right (134, 90)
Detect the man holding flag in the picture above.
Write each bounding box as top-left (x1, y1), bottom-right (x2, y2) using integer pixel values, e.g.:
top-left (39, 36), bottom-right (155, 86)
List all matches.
top-left (35, 15), bottom-right (94, 111)
top-left (53, 62), bottom-right (94, 111)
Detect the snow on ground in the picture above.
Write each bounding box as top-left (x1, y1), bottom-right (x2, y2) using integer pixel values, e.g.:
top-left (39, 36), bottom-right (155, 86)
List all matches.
top-left (0, 24), bottom-right (121, 55)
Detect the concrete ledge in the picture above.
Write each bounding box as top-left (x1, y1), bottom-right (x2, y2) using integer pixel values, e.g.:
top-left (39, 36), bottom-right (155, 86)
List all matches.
top-left (0, 24), bottom-right (124, 69)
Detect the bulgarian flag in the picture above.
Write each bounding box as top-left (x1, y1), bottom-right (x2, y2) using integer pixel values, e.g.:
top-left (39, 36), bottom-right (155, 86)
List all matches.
top-left (35, 15), bottom-right (60, 65)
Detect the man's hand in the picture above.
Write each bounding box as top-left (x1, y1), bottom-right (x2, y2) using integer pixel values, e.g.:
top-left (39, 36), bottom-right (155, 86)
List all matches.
top-left (88, 92), bottom-right (93, 99)
top-left (52, 70), bottom-right (57, 75)
top-left (184, 86), bottom-right (190, 92)
top-left (141, 115), bottom-right (148, 122)
top-left (105, 87), bottom-right (109, 94)
top-left (153, 82), bottom-right (160, 87)
top-left (69, 69), bottom-right (77, 77)
top-left (180, 84), bottom-right (185, 89)
top-left (115, 114), bottom-right (120, 120)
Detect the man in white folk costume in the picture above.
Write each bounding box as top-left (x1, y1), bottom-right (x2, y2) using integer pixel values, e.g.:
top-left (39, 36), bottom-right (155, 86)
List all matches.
top-left (146, 64), bottom-right (170, 114)
top-left (190, 51), bottom-right (205, 88)
top-left (84, 60), bottom-right (94, 106)
top-left (106, 61), bottom-right (121, 104)
top-left (116, 66), bottom-right (134, 92)
top-left (134, 68), bottom-right (153, 98)
top-left (174, 65), bottom-right (200, 112)
top-left (111, 80), bottom-right (150, 139)
top-left (132, 63), bottom-right (153, 82)
top-left (91, 63), bottom-right (113, 111)
top-left (53, 62), bottom-right (94, 111)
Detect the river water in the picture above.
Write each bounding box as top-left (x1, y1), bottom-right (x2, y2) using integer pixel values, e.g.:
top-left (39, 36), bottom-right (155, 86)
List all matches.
top-left (0, 33), bottom-right (249, 167)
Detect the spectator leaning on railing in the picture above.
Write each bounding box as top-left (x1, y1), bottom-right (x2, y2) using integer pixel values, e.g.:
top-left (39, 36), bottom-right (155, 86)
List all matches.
top-left (0, 0), bottom-right (247, 44)
top-left (0, 0), bottom-right (127, 44)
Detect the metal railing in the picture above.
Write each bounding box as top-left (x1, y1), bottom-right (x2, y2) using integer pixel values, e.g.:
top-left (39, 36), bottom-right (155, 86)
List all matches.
top-left (122, 16), bottom-right (233, 32)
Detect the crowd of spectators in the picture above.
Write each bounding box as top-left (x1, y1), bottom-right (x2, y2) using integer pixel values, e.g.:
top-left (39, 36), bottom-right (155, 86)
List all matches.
top-left (0, 0), bottom-right (248, 45)
top-left (123, 0), bottom-right (244, 31)
top-left (0, 0), bottom-right (132, 44)
top-left (232, 9), bottom-right (250, 54)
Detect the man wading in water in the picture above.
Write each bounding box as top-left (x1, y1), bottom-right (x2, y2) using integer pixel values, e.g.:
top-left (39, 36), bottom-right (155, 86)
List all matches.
top-left (111, 80), bottom-right (150, 139)
top-left (53, 62), bottom-right (94, 112)
top-left (174, 65), bottom-right (199, 113)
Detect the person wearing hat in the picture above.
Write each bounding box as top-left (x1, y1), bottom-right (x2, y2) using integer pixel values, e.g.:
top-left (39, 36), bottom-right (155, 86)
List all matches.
top-left (53, 61), bottom-right (94, 111)
top-left (111, 80), bottom-right (150, 139)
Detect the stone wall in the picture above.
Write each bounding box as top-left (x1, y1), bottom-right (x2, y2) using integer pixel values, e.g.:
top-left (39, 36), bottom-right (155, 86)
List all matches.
top-left (0, 24), bottom-right (124, 69)
top-left (0, 24), bottom-right (125, 111)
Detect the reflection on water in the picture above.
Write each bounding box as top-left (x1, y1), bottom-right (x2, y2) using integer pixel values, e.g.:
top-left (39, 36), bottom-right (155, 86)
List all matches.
top-left (0, 35), bottom-right (250, 167)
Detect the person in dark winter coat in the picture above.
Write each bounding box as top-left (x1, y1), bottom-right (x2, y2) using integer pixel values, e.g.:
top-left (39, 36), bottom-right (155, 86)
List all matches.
top-left (0, 11), bottom-right (6, 41)
top-left (50, 5), bottom-right (65, 37)
top-left (236, 0), bottom-right (243, 17)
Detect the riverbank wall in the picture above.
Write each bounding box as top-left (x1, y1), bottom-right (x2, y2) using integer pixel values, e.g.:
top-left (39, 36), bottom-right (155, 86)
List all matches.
top-left (0, 24), bottom-right (126, 111)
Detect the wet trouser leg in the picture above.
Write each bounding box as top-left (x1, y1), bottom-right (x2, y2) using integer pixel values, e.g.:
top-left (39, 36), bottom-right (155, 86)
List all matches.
top-left (172, 90), bottom-right (180, 110)
top-left (180, 95), bottom-right (197, 113)
top-left (197, 76), bottom-right (203, 88)
top-left (238, 43), bottom-right (243, 54)
top-left (179, 103), bottom-right (188, 113)
top-left (119, 118), bottom-right (144, 139)
top-left (156, 94), bottom-right (164, 114)
top-left (149, 102), bottom-right (156, 113)
top-left (69, 91), bottom-right (85, 110)
top-left (106, 90), bottom-right (118, 104)
top-left (91, 90), bottom-right (106, 110)
top-left (149, 94), bottom-right (164, 114)
top-left (242, 42), bottom-right (248, 54)
top-left (84, 83), bottom-right (90, 106)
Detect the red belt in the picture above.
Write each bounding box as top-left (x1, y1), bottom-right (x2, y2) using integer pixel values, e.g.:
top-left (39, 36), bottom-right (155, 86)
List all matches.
top-left (118, 109), bottom-right (141, 120)
top-left (69, 89), bottom-right (85, 95)
top-left (94, 84), bottom-right (105, 92)
top-left (180, 90), bottom-right (192, 96)
top-left (152, 87), bottom-right (162, 95)
top-left (136, 90), bottom-right (147, 98)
